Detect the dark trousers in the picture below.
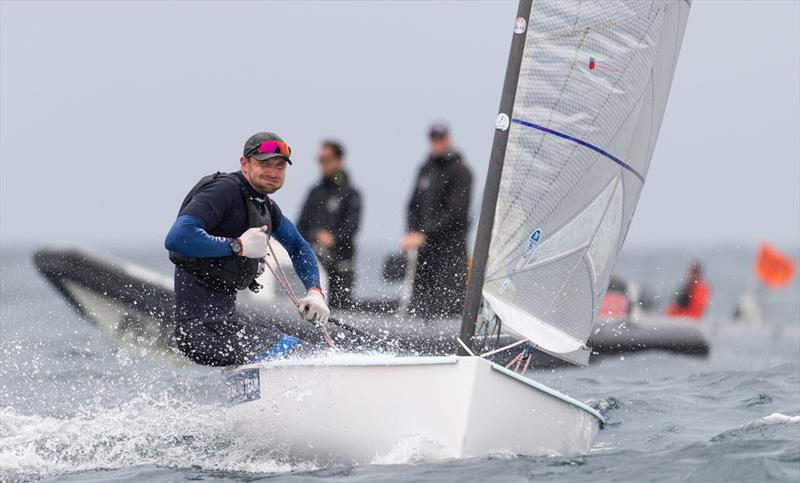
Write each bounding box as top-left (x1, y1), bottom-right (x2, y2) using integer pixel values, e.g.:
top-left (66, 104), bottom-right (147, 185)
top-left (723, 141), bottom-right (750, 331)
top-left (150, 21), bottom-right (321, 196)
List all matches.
top-left (409, 238), bottom-right (467, 319)
top-left (320, 257), bottom-right (355, 309)
top-left (173, 312), bottom-right (283, 367)
top-left (173, 268), bottom-right (282, 366)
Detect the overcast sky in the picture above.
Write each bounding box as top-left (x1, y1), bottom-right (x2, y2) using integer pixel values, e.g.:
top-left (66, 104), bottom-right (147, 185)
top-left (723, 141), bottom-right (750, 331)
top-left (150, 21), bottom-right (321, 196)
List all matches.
top-left (1, 1), bottom-right (798, 252)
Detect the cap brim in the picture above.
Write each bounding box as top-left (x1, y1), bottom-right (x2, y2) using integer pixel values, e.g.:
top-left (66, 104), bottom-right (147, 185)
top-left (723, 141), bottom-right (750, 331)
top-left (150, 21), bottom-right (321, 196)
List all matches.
top-left (252, 152), bottom-right (292, 165)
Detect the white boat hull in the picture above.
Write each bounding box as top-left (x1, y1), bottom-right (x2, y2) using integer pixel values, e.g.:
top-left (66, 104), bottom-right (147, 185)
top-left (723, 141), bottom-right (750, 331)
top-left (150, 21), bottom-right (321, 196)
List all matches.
top-left (225, 356), bottom-right (603, 464)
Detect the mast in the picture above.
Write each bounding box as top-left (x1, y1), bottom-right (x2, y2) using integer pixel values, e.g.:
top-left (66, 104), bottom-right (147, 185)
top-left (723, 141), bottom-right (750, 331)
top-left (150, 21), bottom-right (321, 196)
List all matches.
top-left (458, 0), bottom-right (533, 355)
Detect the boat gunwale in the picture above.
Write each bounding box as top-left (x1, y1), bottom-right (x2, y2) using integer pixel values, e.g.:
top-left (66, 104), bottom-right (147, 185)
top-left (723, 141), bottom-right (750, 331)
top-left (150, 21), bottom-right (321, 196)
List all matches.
top-left (490, 362), bottom-right (606, 428)
top-left (234, 355), bottom-right (605, 429)
top-left (238, 354), bottom-right (459, 370)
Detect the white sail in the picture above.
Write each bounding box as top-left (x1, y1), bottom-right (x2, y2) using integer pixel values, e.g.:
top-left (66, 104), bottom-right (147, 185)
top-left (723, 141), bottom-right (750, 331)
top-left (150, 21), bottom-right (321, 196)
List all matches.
top-left (482, 0), bottom-right (691, 365)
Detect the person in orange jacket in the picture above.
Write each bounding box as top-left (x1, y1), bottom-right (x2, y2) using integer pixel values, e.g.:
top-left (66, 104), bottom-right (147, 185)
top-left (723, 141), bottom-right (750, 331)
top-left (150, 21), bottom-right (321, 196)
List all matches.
top-left (665, 262), bottom-right (710, 320)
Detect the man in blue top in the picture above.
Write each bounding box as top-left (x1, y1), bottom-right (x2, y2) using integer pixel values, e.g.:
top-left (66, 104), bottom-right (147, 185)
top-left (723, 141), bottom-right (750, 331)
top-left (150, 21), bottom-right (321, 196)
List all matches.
top-left (164, 132), bottom-right (329, 366)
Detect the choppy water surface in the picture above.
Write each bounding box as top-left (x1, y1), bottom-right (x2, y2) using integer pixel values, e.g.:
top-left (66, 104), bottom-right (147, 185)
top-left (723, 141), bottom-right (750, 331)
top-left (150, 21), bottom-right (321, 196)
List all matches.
top-left (1, 246), bottom-right (798, 482)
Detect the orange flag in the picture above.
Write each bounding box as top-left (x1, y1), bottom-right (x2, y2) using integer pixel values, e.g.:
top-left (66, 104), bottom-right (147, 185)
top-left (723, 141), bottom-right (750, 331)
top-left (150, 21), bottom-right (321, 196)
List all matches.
top-left (755, 242), bottom-right (796, 289)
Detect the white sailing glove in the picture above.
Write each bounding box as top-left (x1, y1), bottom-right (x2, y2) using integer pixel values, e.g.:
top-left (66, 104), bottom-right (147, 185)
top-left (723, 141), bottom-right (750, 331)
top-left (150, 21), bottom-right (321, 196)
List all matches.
top-left (237, 226), bottom-right (269, 258)
top-left (298, 289), bottom-right (330, 327)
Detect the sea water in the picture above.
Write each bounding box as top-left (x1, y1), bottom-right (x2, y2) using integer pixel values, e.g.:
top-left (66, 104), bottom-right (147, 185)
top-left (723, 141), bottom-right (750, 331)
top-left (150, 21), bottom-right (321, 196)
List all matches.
top-left (1, 245), bottom-right (798, 482)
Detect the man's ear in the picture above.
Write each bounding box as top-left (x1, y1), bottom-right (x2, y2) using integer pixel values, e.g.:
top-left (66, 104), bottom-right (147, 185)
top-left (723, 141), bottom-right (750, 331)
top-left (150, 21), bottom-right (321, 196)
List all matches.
top-left (240, 156), bottom-right (248, 171)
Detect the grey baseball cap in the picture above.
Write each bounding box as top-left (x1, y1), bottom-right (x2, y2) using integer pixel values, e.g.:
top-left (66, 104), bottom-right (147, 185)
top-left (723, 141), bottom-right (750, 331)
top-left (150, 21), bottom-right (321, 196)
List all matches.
top-left (243, 132), bottom-right (292, 164)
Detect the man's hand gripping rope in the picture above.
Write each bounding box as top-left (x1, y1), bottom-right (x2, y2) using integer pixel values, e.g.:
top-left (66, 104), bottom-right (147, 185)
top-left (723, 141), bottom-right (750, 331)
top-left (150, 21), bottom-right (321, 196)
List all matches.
top-left (263, 238), bottom-right (336, 349)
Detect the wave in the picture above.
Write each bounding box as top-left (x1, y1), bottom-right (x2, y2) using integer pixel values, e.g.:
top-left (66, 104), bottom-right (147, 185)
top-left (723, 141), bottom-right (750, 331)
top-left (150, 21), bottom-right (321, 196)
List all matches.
top-left (587, 397), bottom-right (622, 419)
top-left (711, 413), bottom-right (800, 443)
top-left (755, 413), bottom-right (800, 425)
top-left (0, 396), bottom-right (312, 482)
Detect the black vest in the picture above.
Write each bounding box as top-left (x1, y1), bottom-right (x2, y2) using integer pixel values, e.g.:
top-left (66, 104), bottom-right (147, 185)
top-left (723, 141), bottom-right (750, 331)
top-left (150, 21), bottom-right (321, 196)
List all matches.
top-left (169, 172), bottom-right (272, 292)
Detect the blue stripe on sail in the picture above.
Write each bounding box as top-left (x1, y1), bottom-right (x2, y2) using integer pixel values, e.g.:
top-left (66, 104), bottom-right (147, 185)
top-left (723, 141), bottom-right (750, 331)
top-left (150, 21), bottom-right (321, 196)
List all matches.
top-left (511, 118), bottom-right (645, 183)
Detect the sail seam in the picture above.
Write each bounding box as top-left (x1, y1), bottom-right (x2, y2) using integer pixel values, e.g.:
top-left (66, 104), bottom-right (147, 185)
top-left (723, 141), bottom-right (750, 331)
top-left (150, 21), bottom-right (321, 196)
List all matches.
top-left (538, 190), bottom-right (611, 335)
top-left (511, 118), bottom-right (645, 182)
top-left (489, 3), bottom-right (666, 274)
top-left (496, 1), bottom-right (661, 231)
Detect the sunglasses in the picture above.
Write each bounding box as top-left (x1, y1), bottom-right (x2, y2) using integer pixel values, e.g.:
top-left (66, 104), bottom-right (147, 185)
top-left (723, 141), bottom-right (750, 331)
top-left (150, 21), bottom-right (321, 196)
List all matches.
top-left (249, 140), bottom-right (292, 158)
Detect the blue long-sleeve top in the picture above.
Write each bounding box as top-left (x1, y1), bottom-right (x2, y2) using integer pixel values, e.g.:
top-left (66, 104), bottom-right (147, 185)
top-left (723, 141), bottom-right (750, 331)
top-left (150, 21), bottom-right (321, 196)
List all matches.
top-left (165, 214), bottom-right (320, 290)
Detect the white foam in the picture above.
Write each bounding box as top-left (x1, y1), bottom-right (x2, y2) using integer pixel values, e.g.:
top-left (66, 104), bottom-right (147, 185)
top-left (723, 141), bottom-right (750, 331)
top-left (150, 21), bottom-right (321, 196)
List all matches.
top-left (0, 396), bottom-right (314, 481)
top-left (750, 413), bottom-right (800, 426)
top-left (369, 434), bottom-right (449, 465)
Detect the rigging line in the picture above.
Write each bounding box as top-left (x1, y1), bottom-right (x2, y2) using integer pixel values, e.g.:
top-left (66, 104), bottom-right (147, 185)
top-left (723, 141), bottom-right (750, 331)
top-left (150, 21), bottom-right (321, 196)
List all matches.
top-left (263, 256), bottom-right (298, 306)
top-left (268, 241), bottom-right (300, 303)
top-left (521, 350), bottom-right (533, 374)
top-left (456, 337), bottom-right (476, 356)
top-left (511, 118), bottom-right (645, 182)
top-left (481, 338), bottom-right (527, 358)
top-left (506, 352), bottom-right (523, 370)
top-left (265, 241), bottom-right (336, 349)
top-left (493, 316), bottom-right (502, 346)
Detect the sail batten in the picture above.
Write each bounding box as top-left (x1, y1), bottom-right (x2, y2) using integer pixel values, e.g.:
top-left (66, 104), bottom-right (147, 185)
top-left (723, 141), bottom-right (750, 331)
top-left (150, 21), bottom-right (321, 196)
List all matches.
top-left (477, 0), bottom-right (691, 365)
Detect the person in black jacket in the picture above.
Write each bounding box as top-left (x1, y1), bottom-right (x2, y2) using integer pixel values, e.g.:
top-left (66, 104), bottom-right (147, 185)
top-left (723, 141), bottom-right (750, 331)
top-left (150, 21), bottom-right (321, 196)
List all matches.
top-left (297, 141), bottom-right (362, 309)
top-left (401, 122), bottom-right (472, 318)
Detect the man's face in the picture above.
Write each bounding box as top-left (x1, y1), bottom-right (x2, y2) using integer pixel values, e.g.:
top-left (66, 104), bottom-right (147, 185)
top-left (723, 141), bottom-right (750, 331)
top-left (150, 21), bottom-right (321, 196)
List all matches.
top-left (240, 156), bottom-right (288, 194)
top-left (318, 145), bottom-right (343, 178)
top-left (430, 135), bottom-right (452, 157)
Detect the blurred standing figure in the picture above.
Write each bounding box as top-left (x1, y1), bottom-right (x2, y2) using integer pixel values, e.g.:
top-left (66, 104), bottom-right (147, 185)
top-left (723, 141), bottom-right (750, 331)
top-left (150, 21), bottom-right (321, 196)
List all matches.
top-left (401, 122), bottom-right (472, 318)
top-left (665, 262), bottom-right (711, 320)
top-left (297, 141), bottom-right (361, 309)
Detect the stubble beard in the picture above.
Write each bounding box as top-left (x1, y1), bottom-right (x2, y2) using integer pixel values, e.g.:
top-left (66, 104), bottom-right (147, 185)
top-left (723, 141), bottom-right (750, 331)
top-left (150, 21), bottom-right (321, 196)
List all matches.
top-left (255, 178), bottom-right (280, 195)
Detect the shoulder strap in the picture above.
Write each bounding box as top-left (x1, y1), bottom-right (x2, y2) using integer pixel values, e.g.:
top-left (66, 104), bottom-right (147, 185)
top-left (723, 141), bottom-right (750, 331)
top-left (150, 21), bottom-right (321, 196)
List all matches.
top-left (215, 173), bottom-right (272, 233)
top-left (177, 173), bottom-right (219, 213)
top-left (179, 172), bottom-right (271, 232)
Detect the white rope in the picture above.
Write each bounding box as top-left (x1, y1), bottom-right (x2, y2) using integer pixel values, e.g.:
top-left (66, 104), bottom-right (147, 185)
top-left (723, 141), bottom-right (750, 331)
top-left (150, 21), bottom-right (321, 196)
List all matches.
top-left (263, 253), bottom-right (298, 304)
top-left (264, 240), bottom-right (337, 349)
top-left (266, 241), bottom-right (299, 299)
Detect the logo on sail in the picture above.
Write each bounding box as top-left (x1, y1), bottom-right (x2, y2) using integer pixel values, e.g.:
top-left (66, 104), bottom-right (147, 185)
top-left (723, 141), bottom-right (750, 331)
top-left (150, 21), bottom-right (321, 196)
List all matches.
top-left (525, 228), bottom-right (542, 254)
top-left (513, 17), bottom-right (527, 34)
top-left (511, 228), bottom-right (542, 273)
top-left (587, 56), bottom-right (619, 73)
top-left (496, 113), bottom-right (510, 131)
top-left (501, 228), bottom-right (543, 294)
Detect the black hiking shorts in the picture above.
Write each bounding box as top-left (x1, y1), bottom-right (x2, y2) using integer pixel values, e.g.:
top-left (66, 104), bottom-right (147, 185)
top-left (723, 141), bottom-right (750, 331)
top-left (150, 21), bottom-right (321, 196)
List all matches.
top-left (174, 312), bottom-right (283, 367)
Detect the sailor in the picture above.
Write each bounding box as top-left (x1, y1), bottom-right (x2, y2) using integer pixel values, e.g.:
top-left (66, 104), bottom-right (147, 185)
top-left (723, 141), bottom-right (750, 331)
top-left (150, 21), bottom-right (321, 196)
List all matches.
top-left (164, 132), bottom-right (329, 366)
top-left (297, 141), bottom-right (362, 309)
top-left (598, 276), bottom-right (631, 318)
top-left (665, 262), bottom-right (711, 320)
top-left (401, 121), bottom-right (472, 318)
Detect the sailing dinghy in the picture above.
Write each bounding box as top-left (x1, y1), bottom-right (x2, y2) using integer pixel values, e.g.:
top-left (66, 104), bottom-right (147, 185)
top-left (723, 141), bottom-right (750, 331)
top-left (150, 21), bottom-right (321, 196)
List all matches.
top-left (225, 0), bottom-right (691, 462)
